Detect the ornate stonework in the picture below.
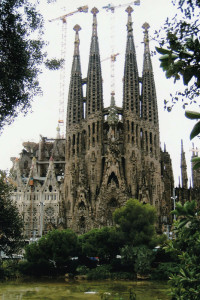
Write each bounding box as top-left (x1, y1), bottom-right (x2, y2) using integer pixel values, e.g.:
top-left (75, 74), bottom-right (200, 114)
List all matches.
top-left (9, 7), bottom-right (200, 238)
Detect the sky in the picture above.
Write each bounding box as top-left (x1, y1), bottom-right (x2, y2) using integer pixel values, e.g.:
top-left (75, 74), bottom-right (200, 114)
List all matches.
top-left (0, 0), bottom-right (199, 186)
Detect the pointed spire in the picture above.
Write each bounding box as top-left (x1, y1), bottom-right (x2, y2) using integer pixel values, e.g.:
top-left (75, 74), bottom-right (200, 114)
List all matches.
top-left (181, 139), bottom-right (188, 189)
top-left (123, 6), bottom-right (140, 115)
top-left (141, 22), bottom-right (158, 124)
top-left (27, 157), bottom-right (38, 187)
top-left (67, 24), bottom-right (83, 128)
top-left (142, 22), bottom-right (151, 70)
top-left (56, 125), bottom-right (61, 139)
top-left (74, 24), bottom-right (81, 55)
top-left (86, 8), bottom-right (103, 117)
top-left (108, 92), bottom-right (119, 126)
top-left (91, 7), bottom-right (98, 35)
top-left (72, 24), bottom-right (81, 73)
top-left (90, 7), bottom-right (99, 53)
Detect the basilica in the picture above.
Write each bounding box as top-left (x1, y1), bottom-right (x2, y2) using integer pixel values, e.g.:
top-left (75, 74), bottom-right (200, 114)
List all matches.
top-left (10, 7), bottom-right (200, 238)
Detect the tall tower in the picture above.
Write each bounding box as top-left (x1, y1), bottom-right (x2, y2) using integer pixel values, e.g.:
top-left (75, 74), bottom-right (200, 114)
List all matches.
top-left (62, 6), bottom-right (171, 232)
top-left (181, 140), bottom-right (188, 189)
top-left (85, 7), bottom-right (104, 200)
top-left (64, 24), bottom-right (85, 230)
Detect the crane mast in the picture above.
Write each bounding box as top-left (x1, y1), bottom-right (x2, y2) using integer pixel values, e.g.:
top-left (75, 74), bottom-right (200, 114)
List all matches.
top-left (49, 6), bottom-right (88, 138)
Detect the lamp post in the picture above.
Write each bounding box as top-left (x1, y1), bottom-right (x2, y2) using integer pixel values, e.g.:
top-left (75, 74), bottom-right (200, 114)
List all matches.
top-left (171, 188), bottom-right (177, 221)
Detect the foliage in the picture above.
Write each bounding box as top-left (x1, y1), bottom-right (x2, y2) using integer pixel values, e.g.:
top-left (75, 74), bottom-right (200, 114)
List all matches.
top-left (0, 0), bottom-right (44, 132)
top-left (113, 199), bottom-right (162, 248)
top-left (110, 271), bottom-right (135, 280)
top-left (185, 110), bottom-right (200, 169)
top-left (0, 259), bottom-right (22, 280)
top-left (44, 58), bottom-right (64, 70)
top-left (151, 262), bottom-right (179, 280)
top-left (0, 0), bottom-right (63, 133)
top-left (120, 245), bottom-right (155, 275)
top-left (79, 226), bottom-right (123, 263)
top-left (86, 265), bottom-right (111, 280)
top-left (166, 200), bottom-right (200, 299)
top-left (0, 171), bottom-right (24, 256)
top-left (155, 0), bottom-right (200, 111)
top-left (76, 265), bottom-right (89, 275)
top-left (24, 229), bottom-right (79, 275)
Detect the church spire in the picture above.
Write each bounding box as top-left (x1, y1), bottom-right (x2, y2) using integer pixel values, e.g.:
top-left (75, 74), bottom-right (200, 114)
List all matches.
top-left (67, 25), bottom-right (83, 128)
top-left (141, 23), bottom-right (158, 124)
top-left (123, 6), bottom-right (140, 115)
top-left (181, 139), bottom-right (188, 189)
top-left (86, 7), bottom-right (103, 117)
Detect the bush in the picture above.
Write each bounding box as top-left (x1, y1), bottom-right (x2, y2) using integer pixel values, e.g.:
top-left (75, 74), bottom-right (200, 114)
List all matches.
top-left (76, 265), bottom-right (89, 275)
top-left (110, 271), bottom-right (135, 280)
top-left (151, 262), bottom-right (180, 280)
top-left (86, 265), bottom-right (111, 280)
top-left (18, 259), bottom-right (56, 277)
top-left (0, 260), bottom-right (21, 280)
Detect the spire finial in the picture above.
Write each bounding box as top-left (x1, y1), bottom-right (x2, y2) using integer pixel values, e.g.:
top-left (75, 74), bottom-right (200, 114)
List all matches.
top-left (73, 24), bottom-right (81, 33)
top-left (91, 7), bottom-right (99, 37)
top-left (142, 22), bottom-right (150, 45)
top-left (73, 24), bottom-right (81, 55)
top-left (181, 139), bottom-right (183, 152)
top-left (91, 7), bottom-right (99, 16)
top-left (125, 6), bottom-right (133, 15)
top-left (126, 6), bottom-right (133, 34)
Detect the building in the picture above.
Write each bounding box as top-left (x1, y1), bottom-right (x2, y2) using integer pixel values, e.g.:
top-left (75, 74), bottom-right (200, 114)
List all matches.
top-left (9, 7), bottom-right (199, 238)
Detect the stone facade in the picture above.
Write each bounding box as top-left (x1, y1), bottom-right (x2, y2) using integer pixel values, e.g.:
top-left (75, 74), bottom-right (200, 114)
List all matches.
top-left (9, 7), bottom-right (200, 238)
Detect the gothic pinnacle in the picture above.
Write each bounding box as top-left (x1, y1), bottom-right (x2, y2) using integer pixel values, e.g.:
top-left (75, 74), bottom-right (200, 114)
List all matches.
top-left (125, 6), bottom-right (133, 35)
top-left (73, 24), bottom-right (81, 55)
top-left (125, 5), bottom-right (133, 16)
top-left (91, 7), bottom-right (99, 36)
top-left (142, 22), bottom-right (150, 50)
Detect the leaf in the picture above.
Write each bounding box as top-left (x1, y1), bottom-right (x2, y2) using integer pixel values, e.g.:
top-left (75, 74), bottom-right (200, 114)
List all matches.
top-left (191, 157), bottom-right (200, 162)
top-left (185, 110), bottom-right (200, 120)
top-left (155, 47), bottom-right (172, 55)
top-left (159, 54), bottom-right (178, 61)
top-left (190, 121), bottom-right (200, 140)
top-left (193, 161), bottom-right (200, 171)
top-left (183, 68), bottom-right (194, 85)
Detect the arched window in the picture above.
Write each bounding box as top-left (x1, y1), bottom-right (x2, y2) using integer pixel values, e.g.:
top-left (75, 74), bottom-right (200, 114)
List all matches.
top-left (107, 172), bottom-right (119, 187)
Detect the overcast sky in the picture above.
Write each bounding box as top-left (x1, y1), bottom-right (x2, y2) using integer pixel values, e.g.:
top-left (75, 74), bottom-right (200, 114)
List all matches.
top-left (0, 0), bottom-right (199, 186)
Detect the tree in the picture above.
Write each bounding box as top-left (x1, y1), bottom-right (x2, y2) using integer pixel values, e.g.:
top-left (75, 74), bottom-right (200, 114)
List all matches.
top-left (185, 110), bottom-right (200, 169)
top-left (0, 0), bottom-right (62, 133)
top-left (24, 229), bottom-right (79, 274)
top-left (0, 171), bottom-right (24, 256)
top-left (166, 200), bottom-right (200, 299)
top-left (79, 226), bottom-right (123, 263)
top-left (113, 199), bottom-right (162, 248)
top-left (155, 0), bottom-right (200, 111)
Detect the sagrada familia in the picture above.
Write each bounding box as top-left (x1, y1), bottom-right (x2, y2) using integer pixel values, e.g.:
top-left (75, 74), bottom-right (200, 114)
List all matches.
top-left (10, 7), bottom-right (200, 238)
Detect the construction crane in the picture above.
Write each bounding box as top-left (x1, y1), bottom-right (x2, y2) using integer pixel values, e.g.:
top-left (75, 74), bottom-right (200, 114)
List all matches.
top-left (49, 6), bottom-right (88, 138)
top-left (102, 1), bottom-right (140, 12)
top-left (101, 53), bottom-right (120, 62)
top-left (102, 1), bottom-right (140, 101)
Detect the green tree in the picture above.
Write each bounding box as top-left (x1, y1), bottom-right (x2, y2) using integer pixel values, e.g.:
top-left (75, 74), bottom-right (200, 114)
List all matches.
top-left (24, 229), bottom-right (79, 274)
top-left (185, 110), bottom-right (200, 169)
top-left (0, 171), bottom-right (24, 256)
top-left (113, 199), bottom-right (162, 248)
top-left (155, 0), bottom-right (200, 111)
top-left (166, 200), bottom-right (200, 299)
top-left (0, 0), bottom-right (62, 133)
top-left (79, 226), bottom-right (123, 263)
top-left (120, 245), bottom-right (155, 276)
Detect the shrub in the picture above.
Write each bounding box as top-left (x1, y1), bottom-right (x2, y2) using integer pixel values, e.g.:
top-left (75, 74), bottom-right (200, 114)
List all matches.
top-left (86, 265), bottom-right (111, 280)
top-left (151, 262), bottom-right (179, 280)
